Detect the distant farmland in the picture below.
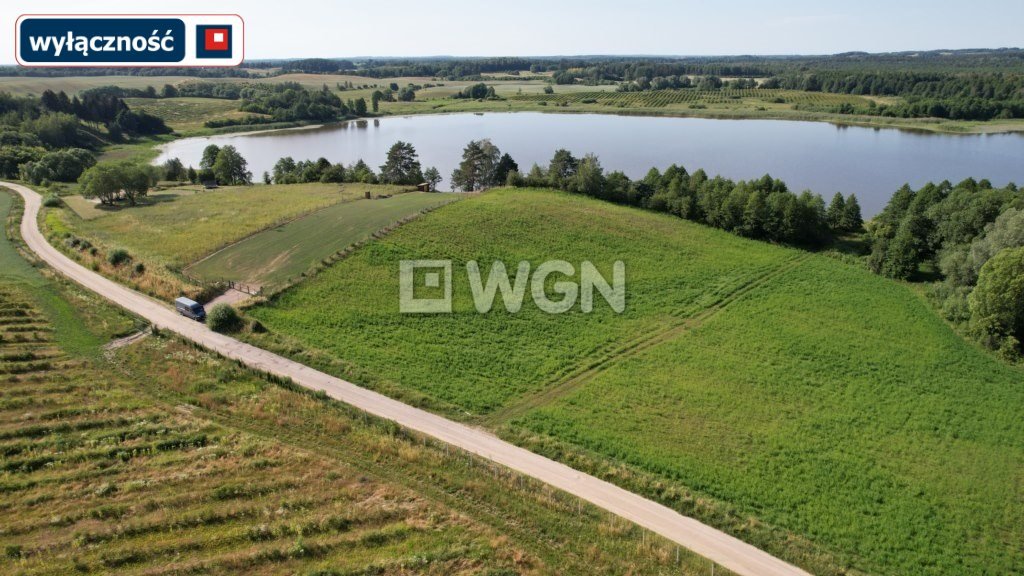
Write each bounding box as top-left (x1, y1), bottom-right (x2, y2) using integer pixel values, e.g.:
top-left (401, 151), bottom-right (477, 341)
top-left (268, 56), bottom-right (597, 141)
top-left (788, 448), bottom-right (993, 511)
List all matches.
top-left (187, 192), bottom-right (456, 290)
top-left (246, 188), bottom-right (1024, 576)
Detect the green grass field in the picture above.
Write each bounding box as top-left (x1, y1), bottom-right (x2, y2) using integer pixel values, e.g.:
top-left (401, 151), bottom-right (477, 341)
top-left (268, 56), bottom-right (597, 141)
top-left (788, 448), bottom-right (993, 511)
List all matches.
top-left (247, 188), bottom-right (794, 414)
top-left (0, 188), bottom-right (716, 576)
top-left (244, 188), bottom-right (1024, 575)
top-left (186, 192), bottom-right (456, 291)
top-left (56, 183), bottom-right (404, 270)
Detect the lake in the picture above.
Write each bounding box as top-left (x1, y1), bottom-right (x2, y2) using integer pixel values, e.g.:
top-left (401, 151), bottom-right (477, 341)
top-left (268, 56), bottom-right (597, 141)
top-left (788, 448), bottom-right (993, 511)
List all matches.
top-left (154, 112), bottom-right (1024, 216)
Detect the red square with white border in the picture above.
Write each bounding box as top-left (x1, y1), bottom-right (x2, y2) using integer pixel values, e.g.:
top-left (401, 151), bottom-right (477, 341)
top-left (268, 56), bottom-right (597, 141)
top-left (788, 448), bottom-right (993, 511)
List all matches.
top-left (204, 28), bottom-right (230, 51)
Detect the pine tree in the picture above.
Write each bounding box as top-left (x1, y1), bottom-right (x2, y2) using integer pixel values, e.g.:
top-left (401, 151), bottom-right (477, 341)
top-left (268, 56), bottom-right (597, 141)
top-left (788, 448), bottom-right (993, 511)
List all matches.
top-left (826, 192), bottom-right (846, 231)
top-left (840, 194), bottom-right (864, 232)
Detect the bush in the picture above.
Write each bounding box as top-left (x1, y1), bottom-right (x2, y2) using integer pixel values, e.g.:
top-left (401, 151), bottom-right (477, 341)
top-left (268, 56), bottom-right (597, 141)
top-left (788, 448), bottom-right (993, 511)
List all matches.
top-left (107, 248), bottom-right (131, 266)
top-left (207, 304), bottom-right (243, 333)
top-left (133, 262), bottom-right (146, 274)
top-left (42, 193), bottom-right (62, 207)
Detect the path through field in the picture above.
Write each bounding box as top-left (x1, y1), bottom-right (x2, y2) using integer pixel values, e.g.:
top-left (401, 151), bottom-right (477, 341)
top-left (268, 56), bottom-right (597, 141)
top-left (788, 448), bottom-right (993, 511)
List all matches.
top-left (5, 181), bottom-right (811, 576)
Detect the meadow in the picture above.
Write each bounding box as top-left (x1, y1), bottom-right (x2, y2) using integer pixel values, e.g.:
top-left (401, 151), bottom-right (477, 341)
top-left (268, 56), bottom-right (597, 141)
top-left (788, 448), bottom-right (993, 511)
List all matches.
top-left (187, 192), bottom-right (456, 291)
top-left (248, 189), bottom-right (795, 413)
top-left (245, 187), bottom-right (1024, 575)
top-left (123, 97), bottom-right (261, 133)
top-left (54, 183), bottom-right (404, 269)
top-left (0, 189), bottom-right (715, 576)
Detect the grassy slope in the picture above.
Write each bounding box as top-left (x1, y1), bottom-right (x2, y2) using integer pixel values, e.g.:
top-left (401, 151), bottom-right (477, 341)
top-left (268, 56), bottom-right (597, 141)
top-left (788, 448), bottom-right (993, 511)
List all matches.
top-left (0, 189), bottom-right (715, 575)
top-left (516, 255), bottom-right (1024, 575)
top-left (187, 192), bottom-right (456, 290)
top-left (248, 188), bottom-right (794, 414)
top-left (247, 188), bottom-right (1024, 575)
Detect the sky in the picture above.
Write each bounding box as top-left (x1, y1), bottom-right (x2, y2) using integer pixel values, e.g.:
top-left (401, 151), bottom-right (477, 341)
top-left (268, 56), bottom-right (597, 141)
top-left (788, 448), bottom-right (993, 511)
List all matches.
top-left (2, 0), bottom-right (1023, 59)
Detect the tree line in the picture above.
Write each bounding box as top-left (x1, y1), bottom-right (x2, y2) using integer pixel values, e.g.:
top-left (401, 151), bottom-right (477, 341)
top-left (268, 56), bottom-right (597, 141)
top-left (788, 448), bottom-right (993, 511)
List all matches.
top-left (0, 88), bottom-right (169, 183)
top-left (267, 141), bottom-right (440, 189)
top-left (866, 178), bottom-right (1023, 357)
top-left (444, 141), bottom-right (861, 247)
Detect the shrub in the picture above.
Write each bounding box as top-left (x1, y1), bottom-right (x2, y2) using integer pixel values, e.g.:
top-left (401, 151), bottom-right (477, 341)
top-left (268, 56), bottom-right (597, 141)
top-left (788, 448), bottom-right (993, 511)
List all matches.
top-left (133, 262), bottom-right (146, 274)
top-left (42, 193), bottom-right (62, 207)
top-left (207, 304), bottom-right (243, 333)
top-left (107, 248), bottom-right (131, 266)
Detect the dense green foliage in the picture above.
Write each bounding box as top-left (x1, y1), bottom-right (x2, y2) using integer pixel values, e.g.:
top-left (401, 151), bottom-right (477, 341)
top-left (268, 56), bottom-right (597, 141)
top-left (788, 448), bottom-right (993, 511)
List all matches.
top-left (207, 303), bottom-right (244, 332)
top-left (969, 246), bottom-right (1024, 358)
top-left (18, 147), bottom-right (95, 184)
top-left (867, 178), bottom-right (1024, 353)
top-left (78, 162), bottom-right (158, 206)
top-left (272, 156), bottom-right (378, 184)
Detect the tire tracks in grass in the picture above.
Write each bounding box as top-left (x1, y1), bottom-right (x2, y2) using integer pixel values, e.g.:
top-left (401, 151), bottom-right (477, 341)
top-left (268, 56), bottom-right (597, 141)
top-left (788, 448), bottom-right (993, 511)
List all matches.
top-left (485, 253), bottom-right (811, 426)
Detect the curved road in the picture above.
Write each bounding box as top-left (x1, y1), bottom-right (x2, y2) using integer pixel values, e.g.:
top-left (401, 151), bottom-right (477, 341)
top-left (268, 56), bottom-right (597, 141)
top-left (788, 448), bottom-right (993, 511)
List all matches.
top-left (7, 181), bottom-right (812, 576)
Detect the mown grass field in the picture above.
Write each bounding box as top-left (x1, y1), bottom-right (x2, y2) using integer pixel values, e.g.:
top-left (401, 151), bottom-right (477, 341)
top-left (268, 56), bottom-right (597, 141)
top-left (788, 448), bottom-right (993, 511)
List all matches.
top-left (187, 192), bottom-right (456, 291)
top-left (245, 188), bottom-right (1024, 575)
top-left (54, 183), bottom-right (404, 270)
top-left (0, 189), bottom-right (717, 575)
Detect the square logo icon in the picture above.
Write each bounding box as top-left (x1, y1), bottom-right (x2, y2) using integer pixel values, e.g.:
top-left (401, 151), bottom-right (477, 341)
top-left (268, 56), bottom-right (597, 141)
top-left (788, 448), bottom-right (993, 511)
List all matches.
top-left (196, 25), bottom-right (232, 59)
top-left (399, 260), bottom-right (452, 313)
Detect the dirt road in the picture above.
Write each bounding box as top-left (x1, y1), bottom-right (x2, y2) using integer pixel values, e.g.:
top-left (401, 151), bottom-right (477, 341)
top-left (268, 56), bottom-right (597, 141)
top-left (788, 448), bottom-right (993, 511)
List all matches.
top-left (6, 181), bottom-right (812, 576)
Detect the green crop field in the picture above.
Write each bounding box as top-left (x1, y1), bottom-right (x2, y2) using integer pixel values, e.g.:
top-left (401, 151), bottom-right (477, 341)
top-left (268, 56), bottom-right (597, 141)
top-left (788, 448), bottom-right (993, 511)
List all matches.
top-left (0, 189), bottom-right (715, 576)
top-left (244, 188), bottom-right (1024, 575)
top-left (55, 183), bottom-right (405, 269)
top-left (186, 192), bottom-right (456, 291)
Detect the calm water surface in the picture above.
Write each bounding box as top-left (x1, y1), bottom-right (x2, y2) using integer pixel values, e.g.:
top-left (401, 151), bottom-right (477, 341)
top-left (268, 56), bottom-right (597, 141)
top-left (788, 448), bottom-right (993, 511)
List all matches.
top-left (155, 112), bottom-right (1024, 216)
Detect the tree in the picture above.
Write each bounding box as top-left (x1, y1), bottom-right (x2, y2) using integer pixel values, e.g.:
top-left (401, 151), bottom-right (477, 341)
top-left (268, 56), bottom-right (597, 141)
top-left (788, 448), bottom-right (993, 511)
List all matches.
top-left (263, 171), bottom-right (271, 184)
top-left (424, 167), bottom-right (441, 191)
top-left (571, 154), bottom-right (604, 197)
top-left (186, 166), bottom-right (198, 183)
top-left (826, 192), bottom-right (846, 230)
top-left (450, 139), bottom-right (501, 192)
top-left (841, 194), bottom-right (863, 232)
top-left (162, 157), bottom-right (186, 181)
top-left (354, 97), bottom-right (367, 115)
top-left (492, 153), bottom-right (518, 186)
top-left (969, 246), bottom-right (1024, 356)
top-left (547, 149), bottom-right (578, 190)
top-left (161, 84), bottom-right (179, 98)
top-left (370, 91), bottom-right (382, 112)
top-left (212, 145), bottom-right (252, 185)
top-left (379, 141), bottom-right (423, 185)
top-left (199, 144), bottom-right (221, 171)
top-left (78, 163), bottom-right (123, 205)
top-left (120, 163), bottom-right (157, 206)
